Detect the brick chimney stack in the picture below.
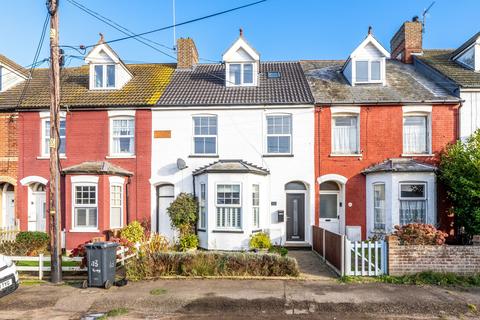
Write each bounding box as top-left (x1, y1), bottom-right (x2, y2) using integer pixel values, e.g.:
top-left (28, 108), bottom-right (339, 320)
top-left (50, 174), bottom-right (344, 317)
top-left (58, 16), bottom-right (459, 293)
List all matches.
top-left (176, 38), bottom-right (199, 69)
top-left (390, 17), bottom-right (423, 64)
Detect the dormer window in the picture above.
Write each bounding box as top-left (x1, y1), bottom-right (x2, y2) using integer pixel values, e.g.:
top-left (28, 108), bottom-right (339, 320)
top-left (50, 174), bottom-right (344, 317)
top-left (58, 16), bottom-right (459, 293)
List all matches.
top-left (228, 63), bottom-right (254, 86)
top-left (451, 33), bottom-right (480, 71)
top-left (94, 64), bottom-right (116, 89)
top-left (355, 60), bottom-right (382, 83)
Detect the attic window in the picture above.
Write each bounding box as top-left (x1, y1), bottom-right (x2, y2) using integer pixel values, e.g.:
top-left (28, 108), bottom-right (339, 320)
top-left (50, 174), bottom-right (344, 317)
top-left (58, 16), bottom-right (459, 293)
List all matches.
top-left (267, 71), bottom-right (281, 79)
top-left (227, 63), bottom-right (255, 86)
top-left (94, 64), bottom-right (116, 89)
top-left (355, 60), bottom-right (382, 84)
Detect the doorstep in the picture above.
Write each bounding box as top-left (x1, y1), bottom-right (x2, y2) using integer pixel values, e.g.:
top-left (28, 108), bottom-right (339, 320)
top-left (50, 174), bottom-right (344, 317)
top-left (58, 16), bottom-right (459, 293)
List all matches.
top-left (284, 241), bottom-right (312, 250)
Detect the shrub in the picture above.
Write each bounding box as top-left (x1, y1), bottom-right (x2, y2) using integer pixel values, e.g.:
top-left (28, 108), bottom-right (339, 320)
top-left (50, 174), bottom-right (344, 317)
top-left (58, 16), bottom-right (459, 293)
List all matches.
top-left (178, 234), bottom-right (199, 251)
top-left (142, 234), bottom-right (170, 253)
top-left (268, 246), bottom-right (288, 256)
top-left (249, 232), bottom-right (271, 250)
top-left (394, 224), bottom-right (448, 245)
top-left (167, 193), bottom-right (197, 235)
top-left (120, 221), bottom-right (145, 244)
top-left (15, 231), bottom-right (50, 256)
top-left (126, 251), bottom-right (299, 280)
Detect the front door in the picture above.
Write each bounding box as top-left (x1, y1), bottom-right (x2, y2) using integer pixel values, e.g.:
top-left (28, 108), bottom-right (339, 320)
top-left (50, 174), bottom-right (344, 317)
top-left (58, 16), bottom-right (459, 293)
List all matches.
top-left (5, 191), bottom-right (15, 227)
top-left (320, 192), bottom-right (340, 233)
top-left (156, 184), bottom-right (175, 238)
top-left (34, 192), bottom-right (46, 232)
top-left (286, 193), bottom-right (305, 241)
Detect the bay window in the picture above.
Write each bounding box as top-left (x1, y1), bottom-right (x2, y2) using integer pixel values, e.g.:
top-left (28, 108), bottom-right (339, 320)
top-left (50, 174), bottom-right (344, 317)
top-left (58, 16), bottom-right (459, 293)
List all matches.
top-left (216, 184), bottom-right (241, 229)
top-left (73, 184), bottom-right (97, 229)
top-left (332, 115), bottom-right (359, 154)
top-left (252, 184), bottom-right (260, 229)
top-left (110, 184), bottom-right (123, 229)
top-left (199, 183), bottom-right (206, 229)
top-left (373, 184), bottom-right (386, 231)
top-left (399, 183), bottom-right (427, 225)
top-left (266, 114), bottom-right (292, 154)
top-left (403, 115), bottom-right (429, 154)
top-left (193, 115), bottom-right (217, 155)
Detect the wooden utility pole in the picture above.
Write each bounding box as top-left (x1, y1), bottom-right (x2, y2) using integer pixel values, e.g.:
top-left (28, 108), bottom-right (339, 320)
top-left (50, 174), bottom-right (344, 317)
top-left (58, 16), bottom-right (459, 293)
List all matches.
top-left (48, 0), bottom-right (62, 284)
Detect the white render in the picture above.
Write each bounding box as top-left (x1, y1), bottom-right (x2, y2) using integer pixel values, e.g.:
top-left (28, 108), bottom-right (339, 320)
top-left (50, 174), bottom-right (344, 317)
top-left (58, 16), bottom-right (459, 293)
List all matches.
top-left (459, 90), bottom-right (480, 140)
top-left (150, 106), bottom-right (315, 250)
top-left (365, 171), bottom-right (436, 238)
top-left (0, 64), bottom-right (26, 92)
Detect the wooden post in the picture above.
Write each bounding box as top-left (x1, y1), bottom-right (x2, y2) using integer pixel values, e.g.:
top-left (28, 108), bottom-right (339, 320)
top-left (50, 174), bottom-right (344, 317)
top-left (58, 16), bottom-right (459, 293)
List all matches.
top-left (47, 0), bottom-right (62, 283)
top-left (39, 254), bottom-right (44, 280)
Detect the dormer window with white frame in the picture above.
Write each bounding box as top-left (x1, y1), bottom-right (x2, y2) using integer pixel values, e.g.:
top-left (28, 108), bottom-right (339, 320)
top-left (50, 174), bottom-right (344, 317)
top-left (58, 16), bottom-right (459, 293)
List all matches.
top-left (451, 33), bottom-right (480, 72)
top-left (342, 31), bottom-right (390, 86)
top-left (222, 29), bottom-right (260, 87)
top-left (85, 34), bottom-right (132, 90)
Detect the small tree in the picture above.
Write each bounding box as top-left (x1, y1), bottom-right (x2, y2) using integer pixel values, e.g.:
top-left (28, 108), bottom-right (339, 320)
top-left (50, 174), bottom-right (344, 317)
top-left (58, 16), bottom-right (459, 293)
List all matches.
top-left (167, 193), bottom-right (198, 236)
top-left (439, 130), bottom-right (480, 237)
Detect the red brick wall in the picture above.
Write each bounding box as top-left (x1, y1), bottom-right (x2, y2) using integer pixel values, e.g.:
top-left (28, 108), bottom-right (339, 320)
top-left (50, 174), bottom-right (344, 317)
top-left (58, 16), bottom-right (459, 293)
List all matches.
top-left (387, 236), bottom-right (480, 275)
top-left (0, 112), bottom-right (18, 224)
top-left (17, 110), bottom-right (151, 248)
top-left (314, 104), bottom-right (459, 239)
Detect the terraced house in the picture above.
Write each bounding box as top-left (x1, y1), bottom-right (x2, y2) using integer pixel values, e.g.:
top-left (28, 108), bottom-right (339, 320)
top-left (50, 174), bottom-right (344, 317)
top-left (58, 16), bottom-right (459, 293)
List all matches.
top-left (301, 20), bottom-right (461, 241)
top-left (0, 36), bottom-right (174, 249)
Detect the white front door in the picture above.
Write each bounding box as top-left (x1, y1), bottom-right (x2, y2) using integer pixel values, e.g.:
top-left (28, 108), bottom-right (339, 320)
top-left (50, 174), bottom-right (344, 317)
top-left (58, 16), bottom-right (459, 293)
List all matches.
top-left (4, 191), bottom-right (15, 227)
top-left (320, 191), bottom-right (340, 234)
top-left (34, 192), bottom-right (46, 232)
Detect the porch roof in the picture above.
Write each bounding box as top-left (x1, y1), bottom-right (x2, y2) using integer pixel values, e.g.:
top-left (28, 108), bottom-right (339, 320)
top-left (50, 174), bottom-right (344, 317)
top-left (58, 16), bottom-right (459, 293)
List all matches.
top-left (362, 158), bottom-right (437, 174)
top-left (192, 160), bottom-right (269, 176)
top-left (62, 161), bottom-right (133, 176)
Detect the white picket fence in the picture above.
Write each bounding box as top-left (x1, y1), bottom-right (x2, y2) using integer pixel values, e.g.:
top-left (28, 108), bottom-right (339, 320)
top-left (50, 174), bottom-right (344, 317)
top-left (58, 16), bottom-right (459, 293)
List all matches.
top-left (9, 246), bottom-right (135, 280)
top-left (344, 239), bottom-right (387, 276)
top-left (0, 226), bottom-right (20, 243)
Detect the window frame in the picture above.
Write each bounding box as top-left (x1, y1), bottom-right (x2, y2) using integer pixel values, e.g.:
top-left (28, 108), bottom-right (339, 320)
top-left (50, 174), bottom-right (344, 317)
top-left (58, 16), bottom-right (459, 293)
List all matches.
top-left (72, 182), bottom-right (98, 231)
top-left (354, 59), bottom-right (383, 84)
top-left (215, 182), bottom-right (242, 230)
top-left (109, 116), bottom-right (135, 157)
top-left (402, 112), bottom-right (431, 155)
top-left (226, 62), bottom-right (256, 87)
top-left (372, 183), bottom-right (386, 231)
top-left (92, 64), bottom-right (117, 90)
top-left (41, 116), bottom-right (66, 157)
top-left (252, 184), bottom-right (260, 229)
top-left (199, 183), bottom-right (207, 230)
top-left (399, 182), bottom-right (427, 201)
top-left (265, 113), bottom-right (293, 155)
top-left (331, 113), bottom-right (360, 155)
top-left (192, 115), bottom-right (218, 156)
top-left (109, 182), bottom-right (123, 229)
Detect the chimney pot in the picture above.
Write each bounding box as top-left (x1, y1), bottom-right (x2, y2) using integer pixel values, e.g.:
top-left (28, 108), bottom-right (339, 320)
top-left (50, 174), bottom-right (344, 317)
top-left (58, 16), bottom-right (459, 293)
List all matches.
top-left (176, 38), bottom-right (199, 69)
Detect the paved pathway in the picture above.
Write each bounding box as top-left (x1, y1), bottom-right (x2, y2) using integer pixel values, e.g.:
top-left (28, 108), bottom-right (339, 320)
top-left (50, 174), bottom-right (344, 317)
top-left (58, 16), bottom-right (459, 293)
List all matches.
top-left (288, 250), bottom-right (337, 280)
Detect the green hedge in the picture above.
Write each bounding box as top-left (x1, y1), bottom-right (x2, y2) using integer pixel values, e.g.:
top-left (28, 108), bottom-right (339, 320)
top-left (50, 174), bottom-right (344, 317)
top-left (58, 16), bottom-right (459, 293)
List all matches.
top-left (126, 251), bottom-right (299, 280)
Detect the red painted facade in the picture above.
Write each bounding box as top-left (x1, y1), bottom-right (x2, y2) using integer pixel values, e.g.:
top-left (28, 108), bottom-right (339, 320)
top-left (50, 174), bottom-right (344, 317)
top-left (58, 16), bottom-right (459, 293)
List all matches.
top-left (314, 104), bottom-right (460, 239)
top-left (16, 109), bottom-right (152, 249)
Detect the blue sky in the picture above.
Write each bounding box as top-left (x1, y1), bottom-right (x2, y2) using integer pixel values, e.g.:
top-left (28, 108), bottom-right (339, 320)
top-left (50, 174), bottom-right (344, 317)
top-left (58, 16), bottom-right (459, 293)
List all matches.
top-left (1, 0), bottom-right (479, 68)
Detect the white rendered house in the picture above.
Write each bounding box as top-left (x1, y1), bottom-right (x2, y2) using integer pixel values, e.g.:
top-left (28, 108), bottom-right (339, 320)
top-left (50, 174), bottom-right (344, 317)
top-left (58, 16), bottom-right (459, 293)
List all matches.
top-left (151, 33), bottom-right (314, 250)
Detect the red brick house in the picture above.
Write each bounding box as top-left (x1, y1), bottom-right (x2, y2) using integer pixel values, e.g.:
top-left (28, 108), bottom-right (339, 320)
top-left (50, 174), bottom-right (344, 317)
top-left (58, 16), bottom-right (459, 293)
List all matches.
top-left (0, 38), bottom-right (174, 248)
top-left (301, 21), bottom-right (461, 240)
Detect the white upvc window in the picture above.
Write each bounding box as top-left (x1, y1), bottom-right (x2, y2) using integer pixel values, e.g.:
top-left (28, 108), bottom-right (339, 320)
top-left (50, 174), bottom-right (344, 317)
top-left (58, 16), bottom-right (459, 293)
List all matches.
top-left (110, 117), bottom-right (135, 156)
top-left (41, 117), bottom-right (66, 157)
top-left (110, 183), bottom-right (123, 229)
top-left (252, 184), bottom-right (260, 229)
top-left (216, 184), bottom-right (241, 229)
top-left (227, 63), bottom-right (255, 86)
top-left (193, 115), bottom-right (217, 155)
top-left (373, 183), bottom-right (386, 231)
top-left (399, 182), bottom-right (427, 225)
top-left (355, 59), bottom-right (382, 84)
top-left (403, 114), bottom-right (430, 154)
top-left (332, 115), bottom-right (359, 154)
top-left (266, 114), bottom-right (292, 154)
top-left (73, 183), bottom-right (98, 229)
top-left (93, 64), bottom-right (116, 89)
top-left (199, 183), bottom-right (206, 229)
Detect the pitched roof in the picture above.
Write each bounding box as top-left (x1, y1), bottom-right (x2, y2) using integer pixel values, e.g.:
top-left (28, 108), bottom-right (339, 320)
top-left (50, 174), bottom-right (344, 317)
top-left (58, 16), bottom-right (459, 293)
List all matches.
top-left (362, 158), bottom-right (437, 174)
top-left (416, 49), bottom-right (480, 88)
top-left (0, 54), bottom-right (29, 78)
top-left (62, 161), bottom-right (133, 176)
top-left (450, 32), bottom-right (480, 59)
top-left (0, 63), bottom-right (175, 109)
top-left (192, 160), bottom-right (269, 176)
top-left (157, 62), bottom-right (313, 106)
top-left (300, 59), bottom-right (458, 104)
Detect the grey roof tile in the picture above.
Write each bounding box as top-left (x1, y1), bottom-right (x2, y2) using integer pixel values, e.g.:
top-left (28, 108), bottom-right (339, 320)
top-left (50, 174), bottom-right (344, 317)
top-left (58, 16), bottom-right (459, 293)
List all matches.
top-left (192, 160), bottom-right (269, 176)
top-left (362, 158), bottom-right (437, 174)
top-left (62, 161), bottom-right (133, 176)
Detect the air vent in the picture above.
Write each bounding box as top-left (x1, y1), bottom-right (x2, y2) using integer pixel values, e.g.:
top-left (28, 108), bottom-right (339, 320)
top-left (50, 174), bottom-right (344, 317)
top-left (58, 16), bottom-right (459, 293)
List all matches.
top-left (267, 71), bottom-right (281, 79)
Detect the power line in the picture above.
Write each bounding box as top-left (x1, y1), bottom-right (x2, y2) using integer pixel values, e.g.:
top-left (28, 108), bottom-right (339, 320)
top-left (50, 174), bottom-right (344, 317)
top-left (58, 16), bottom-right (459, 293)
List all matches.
top-left (65, 0), bottom-right (177, 60)
top-left (69, 0), bottom-right (267, 49)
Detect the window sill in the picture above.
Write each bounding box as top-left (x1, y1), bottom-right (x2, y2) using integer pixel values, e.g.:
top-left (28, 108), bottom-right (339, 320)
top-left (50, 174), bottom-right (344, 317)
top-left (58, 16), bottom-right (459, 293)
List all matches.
top-left (401, 154), bottom-right (434, 157)
top-left (37, 156), bottom-right (67, 160)
top-left (106, 155), bottom-right (136, 159)
top-left (188, 155), bottom-right (219, 158)
top-left (262, 154), bottom-right (294, 158)
top-left (69, 229), bottom-right (100, 233)
top-left (212, 229), bottom-right (244, 234)
top-left (197, 228), bottom-right (206, 232)
top-left (330, 153), bottom-right (362, 157)
top-left (252, 229), bottom-right (262, 233)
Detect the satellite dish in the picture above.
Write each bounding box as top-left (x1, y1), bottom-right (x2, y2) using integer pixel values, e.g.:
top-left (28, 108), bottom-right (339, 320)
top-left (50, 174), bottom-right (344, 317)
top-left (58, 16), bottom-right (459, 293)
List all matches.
top-left (177, 158), bottom-right (187, 170)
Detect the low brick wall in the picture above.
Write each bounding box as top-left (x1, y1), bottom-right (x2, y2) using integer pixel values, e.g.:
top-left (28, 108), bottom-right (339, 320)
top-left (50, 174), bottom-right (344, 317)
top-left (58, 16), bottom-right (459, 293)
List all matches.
top-left (387, 236), bottom-right (480, 276)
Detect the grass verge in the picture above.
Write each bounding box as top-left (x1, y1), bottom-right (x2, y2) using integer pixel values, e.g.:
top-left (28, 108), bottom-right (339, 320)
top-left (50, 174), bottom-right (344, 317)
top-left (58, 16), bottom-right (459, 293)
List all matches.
top-left (98, 308), bottom-right (129, 319)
